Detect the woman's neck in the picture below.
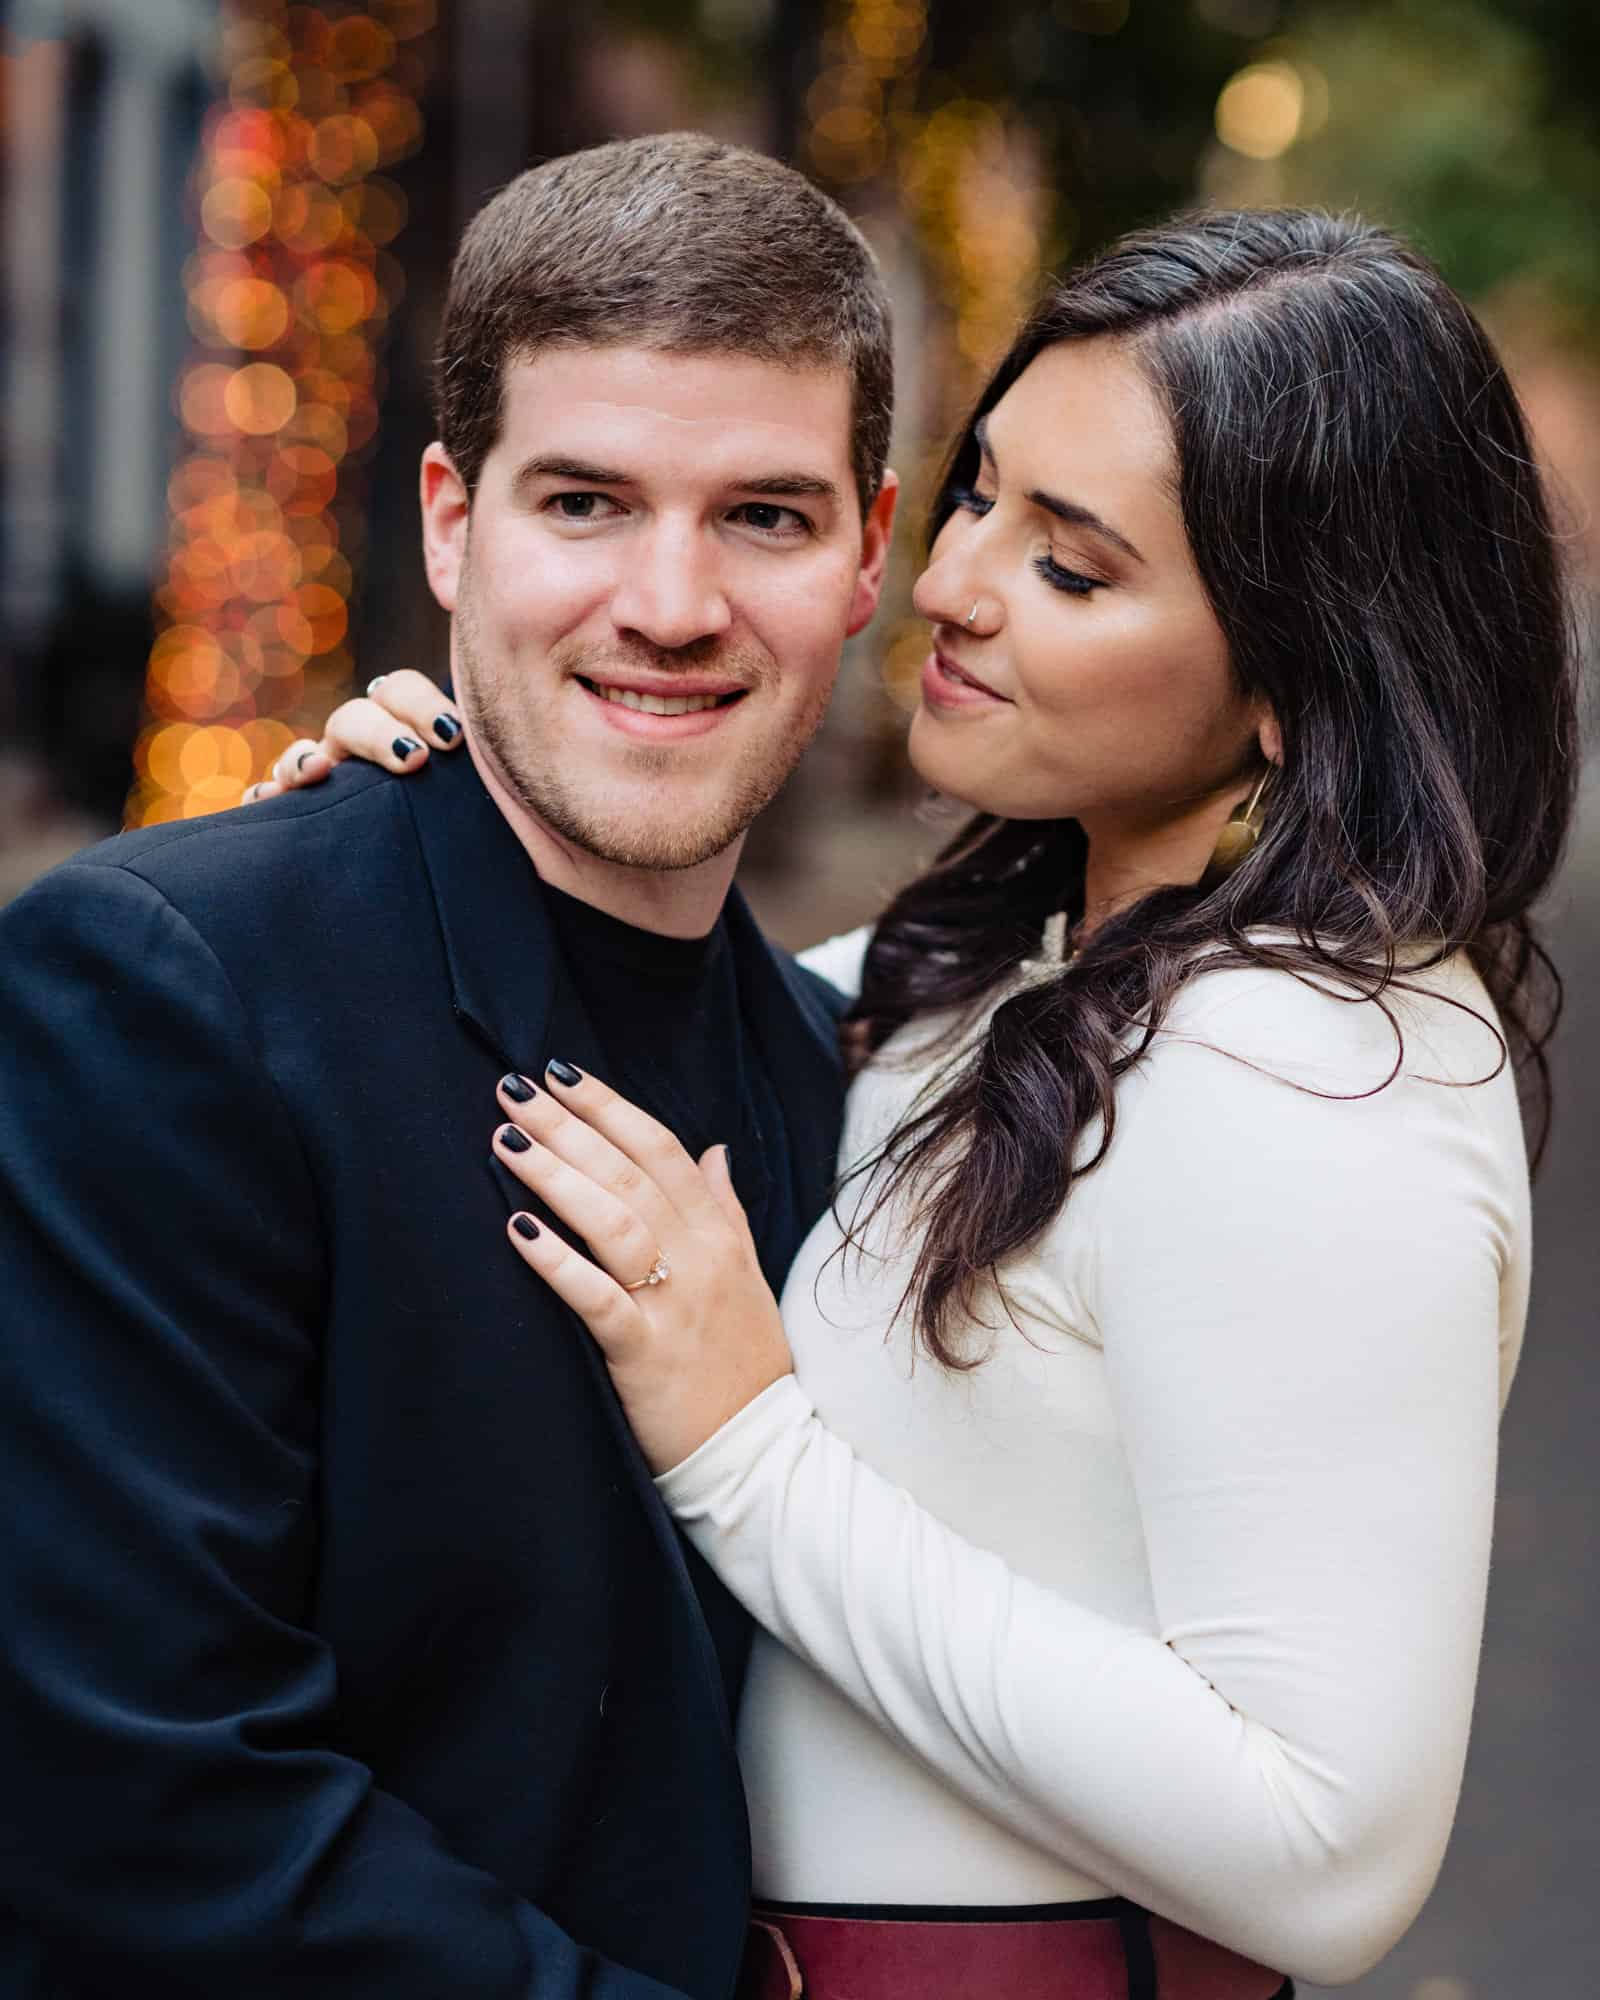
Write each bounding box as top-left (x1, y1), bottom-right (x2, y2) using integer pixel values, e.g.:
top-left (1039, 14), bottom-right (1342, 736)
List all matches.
top-left (1075, 780), bottom-right (1257, 940)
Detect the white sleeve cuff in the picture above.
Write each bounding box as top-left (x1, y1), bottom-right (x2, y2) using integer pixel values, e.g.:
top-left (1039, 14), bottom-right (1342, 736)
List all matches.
top-left (654, 1372), bottom-right (817, 1511)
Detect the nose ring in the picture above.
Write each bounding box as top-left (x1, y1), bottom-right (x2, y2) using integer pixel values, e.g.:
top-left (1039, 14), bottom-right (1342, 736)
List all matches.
top-left (965, 600), bottom-right (979, 627)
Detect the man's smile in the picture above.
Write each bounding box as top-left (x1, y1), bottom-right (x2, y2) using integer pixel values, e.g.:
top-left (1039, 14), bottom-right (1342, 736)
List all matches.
top-left (572, 673), bottom-right (753, 739)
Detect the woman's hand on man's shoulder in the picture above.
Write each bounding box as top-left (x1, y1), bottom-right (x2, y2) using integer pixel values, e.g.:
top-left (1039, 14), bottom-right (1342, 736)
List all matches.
top-left (240, 670), bottom-right (462, 802)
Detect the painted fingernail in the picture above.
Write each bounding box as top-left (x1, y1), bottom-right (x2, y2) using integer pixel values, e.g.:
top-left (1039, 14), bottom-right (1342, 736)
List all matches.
top-left (501, 1072), bottom-right (537, 1103)
top-left (393, 736), bottom-right (422, 760)
top-left (722, 1145), bottom-right (735, 1173)
top-left (546, 1060), bottom-right (583, 1088)
top-left (434, 714), bottom-right (461, 744)
top-left (498, 1125), bottom-right (532, 1153)
top-left (295, 747), bottom-right (316, 772)
top-left (512, 1214), bottom-right (539, 1240)
top-left (366, 675), bottom-right (387, 696)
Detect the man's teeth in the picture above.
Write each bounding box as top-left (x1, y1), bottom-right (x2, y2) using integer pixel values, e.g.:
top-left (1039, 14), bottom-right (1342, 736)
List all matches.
top-left (594, 685), bottom-right (729, 716)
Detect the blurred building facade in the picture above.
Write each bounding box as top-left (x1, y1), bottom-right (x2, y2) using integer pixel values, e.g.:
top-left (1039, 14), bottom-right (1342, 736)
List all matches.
top-left (2, 0), bottom-right (213, 862)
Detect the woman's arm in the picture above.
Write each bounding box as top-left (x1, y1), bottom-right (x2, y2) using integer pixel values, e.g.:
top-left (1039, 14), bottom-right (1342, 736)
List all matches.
top-left (649, 991), bottom-right (1515, 1985)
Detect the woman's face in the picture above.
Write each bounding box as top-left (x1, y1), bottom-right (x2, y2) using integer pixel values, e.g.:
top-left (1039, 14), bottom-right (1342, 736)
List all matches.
top-left (909, 338), bottom-right (1272, 833)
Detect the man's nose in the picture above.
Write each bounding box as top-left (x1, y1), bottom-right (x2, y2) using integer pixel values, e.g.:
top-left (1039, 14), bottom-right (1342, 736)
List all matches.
top-left (608, 521), bottom-right (733, 651)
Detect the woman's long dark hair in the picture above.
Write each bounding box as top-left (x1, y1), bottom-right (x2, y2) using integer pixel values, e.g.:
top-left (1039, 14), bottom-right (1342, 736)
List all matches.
top-left (846, 208), bottom-right (1580, 1370)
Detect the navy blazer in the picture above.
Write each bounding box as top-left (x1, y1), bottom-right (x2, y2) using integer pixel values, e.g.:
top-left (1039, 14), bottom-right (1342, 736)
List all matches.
top-left (0, 754), bottom-right (847, 2000)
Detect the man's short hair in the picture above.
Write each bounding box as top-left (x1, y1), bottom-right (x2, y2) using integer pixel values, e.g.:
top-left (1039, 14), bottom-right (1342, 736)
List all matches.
top-left (433, 132), bottom-right (894, 515)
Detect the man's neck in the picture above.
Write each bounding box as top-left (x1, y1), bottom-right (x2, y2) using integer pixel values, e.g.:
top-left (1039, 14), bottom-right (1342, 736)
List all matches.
top-left (463, 729), bottom-right (741, 940)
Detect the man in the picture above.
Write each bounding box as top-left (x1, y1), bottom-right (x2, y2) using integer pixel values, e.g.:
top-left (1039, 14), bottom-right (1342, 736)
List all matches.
top-left (0, 133), bottom-right (896, 1998)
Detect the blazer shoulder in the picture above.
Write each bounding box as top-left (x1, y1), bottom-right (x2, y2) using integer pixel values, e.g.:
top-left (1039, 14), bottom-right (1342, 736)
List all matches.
top-left (58, 765), bottom-right (411, 935)
top-left (774, 945), bottom-right (852, 1027)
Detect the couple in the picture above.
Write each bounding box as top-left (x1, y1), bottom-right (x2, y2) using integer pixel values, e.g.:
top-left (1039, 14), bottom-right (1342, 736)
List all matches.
top-left (0, 133), bottom-right (1574, 2000)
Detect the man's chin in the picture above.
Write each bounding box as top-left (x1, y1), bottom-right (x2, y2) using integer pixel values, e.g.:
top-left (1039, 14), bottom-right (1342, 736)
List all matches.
top-left (516, 784), bottom-right (769, 874)
top-left (562, 819), bottom-right (745, 873)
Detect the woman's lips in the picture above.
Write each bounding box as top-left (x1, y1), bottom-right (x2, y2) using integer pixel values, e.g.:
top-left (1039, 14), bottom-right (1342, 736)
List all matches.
top-left (921, 647), bottom-right (1011, 710)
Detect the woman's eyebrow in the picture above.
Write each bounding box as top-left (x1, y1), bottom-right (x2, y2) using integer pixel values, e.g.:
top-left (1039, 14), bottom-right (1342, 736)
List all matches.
top-left (973, 416), bottom-right (1146, 565)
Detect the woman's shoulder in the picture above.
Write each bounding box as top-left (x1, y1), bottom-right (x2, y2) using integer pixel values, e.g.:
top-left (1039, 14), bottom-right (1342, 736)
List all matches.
top-left (795, 923), bottom-right (875, 1003)
top-left (1150, 946), bottom-right (1510, 1096)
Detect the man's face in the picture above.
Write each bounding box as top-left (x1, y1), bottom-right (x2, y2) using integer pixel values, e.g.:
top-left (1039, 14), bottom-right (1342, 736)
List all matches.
top-left (421, 346), bottom-right (895, 872)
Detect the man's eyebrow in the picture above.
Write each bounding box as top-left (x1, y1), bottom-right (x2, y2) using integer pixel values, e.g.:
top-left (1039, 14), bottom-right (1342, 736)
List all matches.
top-left (973, 415), bottom-right (1145, 565)
top-left (510, 460), bottom-right (841, 508)
top-left (512, 455), bottom-right (634, 490)
top-left (732, 473), bottom-right (841, 504)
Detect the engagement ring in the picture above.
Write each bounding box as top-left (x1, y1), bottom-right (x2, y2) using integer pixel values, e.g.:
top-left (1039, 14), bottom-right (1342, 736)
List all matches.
top-left (623, 1254), bottom-right (671, 1293)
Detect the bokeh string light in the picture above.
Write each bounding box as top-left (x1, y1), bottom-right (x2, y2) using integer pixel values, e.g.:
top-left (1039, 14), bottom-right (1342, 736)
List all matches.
top-left (127, 0), bottom-right (435, 826)
top-left (804, 0), bottom-right (1049, 714)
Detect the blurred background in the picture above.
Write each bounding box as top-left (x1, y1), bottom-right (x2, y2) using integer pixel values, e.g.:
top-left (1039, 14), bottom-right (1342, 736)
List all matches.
top-left (0, 2), bottom-right (1594, 1991)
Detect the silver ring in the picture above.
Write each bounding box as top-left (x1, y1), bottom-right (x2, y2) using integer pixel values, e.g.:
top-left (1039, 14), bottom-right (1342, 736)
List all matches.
top-left (366, 675), bottom-right (387, 697)
top-left (622, 1253), bottom-right (671, 1293)
top-left (965, 601), bottom-right (979, 627)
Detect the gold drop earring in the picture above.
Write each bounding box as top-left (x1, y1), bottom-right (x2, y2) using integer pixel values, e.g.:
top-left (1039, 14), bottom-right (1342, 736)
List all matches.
top-left (1200, 766), bottom-right (1274, 891)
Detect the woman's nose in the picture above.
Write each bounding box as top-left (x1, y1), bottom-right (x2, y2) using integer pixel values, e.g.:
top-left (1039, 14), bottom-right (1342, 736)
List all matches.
top-left (913, 548), bottom-right (996, 636)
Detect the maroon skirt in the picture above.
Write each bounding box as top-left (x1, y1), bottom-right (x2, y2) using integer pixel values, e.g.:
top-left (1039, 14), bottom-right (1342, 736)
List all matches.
top-left (739, 1898), bottom-right (1293, 2000)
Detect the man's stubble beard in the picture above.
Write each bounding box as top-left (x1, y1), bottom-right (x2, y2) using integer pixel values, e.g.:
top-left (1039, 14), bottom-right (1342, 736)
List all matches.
top-left (453, 565), bottom-right (835, 872)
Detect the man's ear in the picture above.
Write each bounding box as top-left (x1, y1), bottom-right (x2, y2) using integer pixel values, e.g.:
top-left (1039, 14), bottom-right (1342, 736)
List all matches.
top-left (845, 469), bottom-right (900, 639)
top-left (420, 443), bottom-right (469, 612)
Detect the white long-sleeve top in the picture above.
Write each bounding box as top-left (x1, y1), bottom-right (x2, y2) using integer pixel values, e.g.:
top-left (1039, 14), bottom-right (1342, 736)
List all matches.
top-left (658, 935), bottom-right (1529, 1986)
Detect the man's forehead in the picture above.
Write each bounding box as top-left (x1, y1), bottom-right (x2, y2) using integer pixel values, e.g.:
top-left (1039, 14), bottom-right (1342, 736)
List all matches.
top-left (497, 344), bottom-right (854, 478)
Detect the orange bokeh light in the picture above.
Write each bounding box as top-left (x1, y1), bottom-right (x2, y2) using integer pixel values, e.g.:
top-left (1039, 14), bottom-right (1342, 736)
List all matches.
top-left (213, 276), bottom-right (292, 350)
top-left (202, 175), bottom-right (275, 248)
top-left (296, 257), bottom-right (376, 334)
top-left (224, 362), bottom-right (298, 434)
top-left (273, 180), bottom-right (348, 253)
top-left (132, 2), bottom-right (433, 826)
top-left (178, 362), bottom-right (237, 435)
top-left (307, 112), bottom-right (380, 184)
top-left (328, 16), bottom-right (396, 82)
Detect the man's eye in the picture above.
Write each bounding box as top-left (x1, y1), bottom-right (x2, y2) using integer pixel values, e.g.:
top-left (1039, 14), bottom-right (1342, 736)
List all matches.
top-left (548, 492), bottom-right (622, 521)
top-left (732, 503), bottom-right (810, 536)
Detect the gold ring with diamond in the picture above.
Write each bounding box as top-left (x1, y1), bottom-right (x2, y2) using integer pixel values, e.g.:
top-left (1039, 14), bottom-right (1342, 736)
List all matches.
top-left (623, 1253), bottom-right (671, 1293)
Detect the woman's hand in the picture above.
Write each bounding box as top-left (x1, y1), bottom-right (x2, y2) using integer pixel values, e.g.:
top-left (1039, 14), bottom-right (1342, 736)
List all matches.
top-left (241, 671), bottom-right (463, 801)
top-left (490, 1066), bottom-right (794, 1475)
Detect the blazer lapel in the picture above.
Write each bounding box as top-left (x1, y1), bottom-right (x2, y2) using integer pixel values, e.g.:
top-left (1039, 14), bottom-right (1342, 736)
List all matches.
top-left (395, 753), bottom-right (744, 1736)
top-left (723, 886), bottom-right (848, 1230)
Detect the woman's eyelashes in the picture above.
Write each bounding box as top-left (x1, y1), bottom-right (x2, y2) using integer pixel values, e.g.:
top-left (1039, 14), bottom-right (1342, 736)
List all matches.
top-left (1034, 552), bottom-right (1105, 597)
top-left (947, 485), bottom-right (1106, 598)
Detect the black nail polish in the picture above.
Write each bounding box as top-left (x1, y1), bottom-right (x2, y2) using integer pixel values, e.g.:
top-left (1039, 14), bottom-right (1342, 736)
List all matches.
top-left (512, 1214), bottom-right (539, 1240)
top-left (393, 736), bottom-right (422, 760)
top-left (295, 748), bottom-right (314, 772)
top-left (434, 714), bottom-right (460, 744)
top-left (546, 1059), bottom-right (583, 1088)
top-left (722, 1145), bottom-right (735, 1174)
top-left (498, 1125), bottom-right (532, 1153)
top-left (501, 1073), bottom-right (536, 1103)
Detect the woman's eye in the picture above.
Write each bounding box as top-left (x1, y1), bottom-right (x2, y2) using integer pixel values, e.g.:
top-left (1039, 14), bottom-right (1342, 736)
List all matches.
top-left (732, 503), bottom-right (810, 536)
top-left (1034, 552), bottom-right (1104, 598)
top-left (547, 492), bottom-right (622, 522)
top-left (948, 484), bottom-right (995, 518)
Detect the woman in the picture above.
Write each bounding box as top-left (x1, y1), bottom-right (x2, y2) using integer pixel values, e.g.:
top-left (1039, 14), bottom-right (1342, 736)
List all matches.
top-left (261, 209), bottom-right (1576, 1996)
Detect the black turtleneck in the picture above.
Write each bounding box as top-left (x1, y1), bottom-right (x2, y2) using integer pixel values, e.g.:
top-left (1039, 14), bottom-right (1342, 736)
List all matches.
top-left (537, 880), bottom-right (794, 1290)
top-left (537, 879), bottom-right (801, 1707)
